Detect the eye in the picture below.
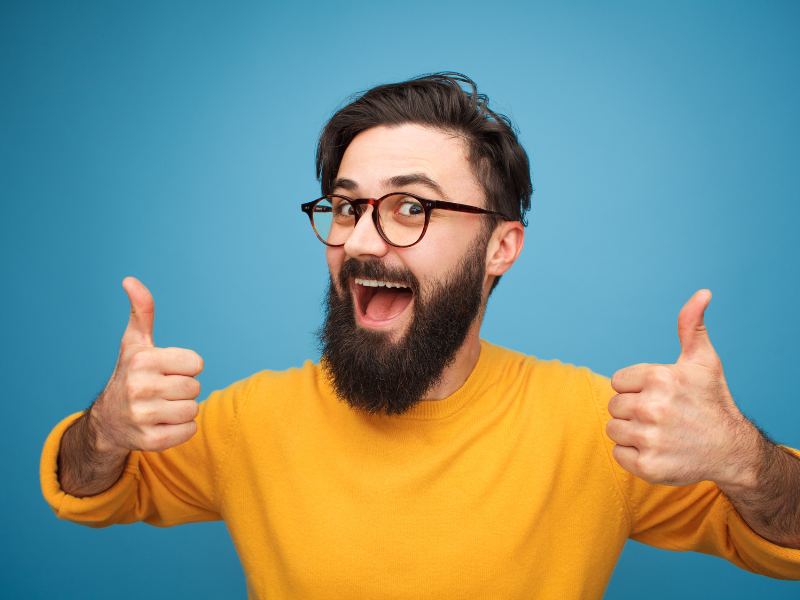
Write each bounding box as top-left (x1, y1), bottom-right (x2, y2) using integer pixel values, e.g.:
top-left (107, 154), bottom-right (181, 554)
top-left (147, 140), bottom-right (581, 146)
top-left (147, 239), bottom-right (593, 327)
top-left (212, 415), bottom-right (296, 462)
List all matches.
top-left (331, 198), bottom-right (356, 217)
top-left (397, 199), bottom-right (424, 216)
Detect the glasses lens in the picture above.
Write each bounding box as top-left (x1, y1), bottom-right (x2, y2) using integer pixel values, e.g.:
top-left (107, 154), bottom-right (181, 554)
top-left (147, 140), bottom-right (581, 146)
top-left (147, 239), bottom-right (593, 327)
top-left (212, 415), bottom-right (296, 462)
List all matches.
top-left (313, 196), bottom-right (356, 245)
top-left (378, 194), bottom-right (426, 246)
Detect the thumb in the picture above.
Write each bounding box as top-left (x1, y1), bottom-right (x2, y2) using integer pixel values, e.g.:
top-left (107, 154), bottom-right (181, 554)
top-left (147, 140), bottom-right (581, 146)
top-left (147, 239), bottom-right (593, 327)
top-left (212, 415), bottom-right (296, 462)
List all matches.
top-left (676, 289), bottom-right (716, 366)
top-left (121, 277), bottom-right (155, 347)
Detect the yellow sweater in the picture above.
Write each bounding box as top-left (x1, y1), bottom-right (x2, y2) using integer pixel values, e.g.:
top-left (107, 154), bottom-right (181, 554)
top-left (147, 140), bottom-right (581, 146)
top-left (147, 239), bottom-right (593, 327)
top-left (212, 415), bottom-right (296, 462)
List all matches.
top-left (41, 341), bottom-right (800, 599)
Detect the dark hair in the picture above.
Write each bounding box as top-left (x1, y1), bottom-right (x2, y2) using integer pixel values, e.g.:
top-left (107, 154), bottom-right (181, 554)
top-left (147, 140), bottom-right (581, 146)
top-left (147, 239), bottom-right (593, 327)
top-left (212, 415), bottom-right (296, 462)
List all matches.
top-left (316, 72), bottom-right (532, 227)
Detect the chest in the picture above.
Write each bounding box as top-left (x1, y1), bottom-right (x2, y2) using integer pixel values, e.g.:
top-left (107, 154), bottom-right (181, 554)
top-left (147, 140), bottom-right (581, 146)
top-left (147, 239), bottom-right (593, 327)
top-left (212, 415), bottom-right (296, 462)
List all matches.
top-left (221, 413), bottom-right (628, 599)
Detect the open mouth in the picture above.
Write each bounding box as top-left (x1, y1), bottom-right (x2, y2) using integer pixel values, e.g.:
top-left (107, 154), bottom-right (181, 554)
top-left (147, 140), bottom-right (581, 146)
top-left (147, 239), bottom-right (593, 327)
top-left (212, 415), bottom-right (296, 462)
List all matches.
top-left (352, 277), bottom-right (415, 326)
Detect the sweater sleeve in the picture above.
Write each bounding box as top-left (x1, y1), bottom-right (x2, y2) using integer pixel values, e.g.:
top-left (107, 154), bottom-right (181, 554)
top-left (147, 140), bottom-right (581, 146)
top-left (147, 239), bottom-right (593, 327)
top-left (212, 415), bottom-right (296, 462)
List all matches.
top-left (39, 375), bottom-right (251, 529)
top-left (586, 370), bottom-right (800, 580)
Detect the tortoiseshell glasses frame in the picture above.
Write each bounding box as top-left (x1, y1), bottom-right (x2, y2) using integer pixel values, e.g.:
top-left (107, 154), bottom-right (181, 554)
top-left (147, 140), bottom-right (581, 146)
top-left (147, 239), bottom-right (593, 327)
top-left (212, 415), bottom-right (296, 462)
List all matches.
top-left (301, 192), bottom-right (511, 248)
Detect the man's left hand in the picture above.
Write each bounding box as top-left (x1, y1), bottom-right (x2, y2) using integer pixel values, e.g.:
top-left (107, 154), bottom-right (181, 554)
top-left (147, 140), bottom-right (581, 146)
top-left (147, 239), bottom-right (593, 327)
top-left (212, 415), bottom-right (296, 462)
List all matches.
top-left (606, 289), bottom-right (760, 488)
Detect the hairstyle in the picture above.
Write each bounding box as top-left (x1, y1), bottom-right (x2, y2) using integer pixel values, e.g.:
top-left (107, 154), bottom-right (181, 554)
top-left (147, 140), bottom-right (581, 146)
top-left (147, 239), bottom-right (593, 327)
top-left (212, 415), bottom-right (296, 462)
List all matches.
top-left (317, 72), bottom-right (532, 224)
top-left (316, 72), bottom-right (533, 293)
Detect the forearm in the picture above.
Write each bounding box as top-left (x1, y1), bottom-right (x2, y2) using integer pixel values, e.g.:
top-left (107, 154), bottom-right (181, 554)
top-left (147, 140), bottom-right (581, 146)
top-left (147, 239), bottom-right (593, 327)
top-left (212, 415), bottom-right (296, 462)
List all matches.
top-left (57, 410), bottom-right (129, 498)
top-left (720, 435), bottom-right (800, 550)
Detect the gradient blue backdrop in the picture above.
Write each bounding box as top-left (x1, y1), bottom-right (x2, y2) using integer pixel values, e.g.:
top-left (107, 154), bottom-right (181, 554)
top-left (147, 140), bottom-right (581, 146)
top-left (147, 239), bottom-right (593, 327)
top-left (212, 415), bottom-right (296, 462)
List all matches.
top-left (2, 1), bottom-right (799, 598)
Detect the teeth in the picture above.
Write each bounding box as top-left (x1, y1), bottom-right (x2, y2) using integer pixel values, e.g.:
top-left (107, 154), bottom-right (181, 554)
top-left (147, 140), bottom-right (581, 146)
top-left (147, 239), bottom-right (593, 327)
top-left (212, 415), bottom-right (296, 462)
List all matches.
top-left (355, 278), bottom-right (408, 289)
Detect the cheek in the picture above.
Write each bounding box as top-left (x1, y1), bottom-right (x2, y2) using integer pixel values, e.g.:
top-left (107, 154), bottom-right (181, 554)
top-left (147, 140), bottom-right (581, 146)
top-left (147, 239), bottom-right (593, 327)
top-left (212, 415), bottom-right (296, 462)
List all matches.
top-left (409, 230), bottom-right (475, 279)
top-left (326, 246), bottom-right (345, 288)
top-left (326, 246), bottom-right (341, 271)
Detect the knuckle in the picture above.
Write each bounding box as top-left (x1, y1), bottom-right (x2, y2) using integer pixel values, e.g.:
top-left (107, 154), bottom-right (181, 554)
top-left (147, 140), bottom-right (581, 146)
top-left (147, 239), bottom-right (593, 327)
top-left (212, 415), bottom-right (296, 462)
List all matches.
top-left (639, 400), bottom-right (667, 423)
top-left (172, 377), bottom-right (187, 397)
top-left (612, 364), bottom-right (646, 387)
top-left (611, 370), bottom-right (627, 389)
top-left (125, 379), bottom-right (149, 401)
top-left (611, 443), bottom-right (622, 461)
top-left (634, 457), bottom-right (661, 483)
top-left (639, 427), bottom-right (660, 450)
top-left (647, 365), bottom-right (678, 387)
top-left (171, 377), bottom-right (199, 399)
top-left (193, 353), bottom-right (204, 374)
top-left (180, 420), bottom-right (198, 443)
top-left (173, 348), bottom-right (202, 374)
top-left (176, 402), bottom-right (197, 423)
top-left (175, 378), bottom-right (190, 397)
top-left (606, 420), bottom-right (622, 443)
top-left (142, 429), bottom-right (168, 452)
top-left (128, 350), bottom-right (152, 371)
top-left (612, 444), bottom-right (630, 470)
top-left (138, 431), bottom-right (156, 452)
top-left (129, 401), bottom-right (153, 425)
top-left (185, 377), bottom-right (201, 398)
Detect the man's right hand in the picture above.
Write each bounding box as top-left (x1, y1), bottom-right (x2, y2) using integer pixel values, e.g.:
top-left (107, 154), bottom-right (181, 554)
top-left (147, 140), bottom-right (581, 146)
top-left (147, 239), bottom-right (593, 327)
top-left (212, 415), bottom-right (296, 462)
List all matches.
top-left (58, 278), bottom-right (203, 496)
top-left (90, 277), bottom-right (204, 456)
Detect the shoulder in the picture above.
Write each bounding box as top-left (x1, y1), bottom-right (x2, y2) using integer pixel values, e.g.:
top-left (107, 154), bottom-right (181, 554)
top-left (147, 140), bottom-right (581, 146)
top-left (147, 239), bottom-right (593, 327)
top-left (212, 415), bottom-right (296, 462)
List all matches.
top-left (245, 360), bottom-right (322, 393)
top-left (201, 361), bottom-right (325, 421)
top-left (481, 340), bottom-right (614, 415)
top-left (483, 340), bottom-right (609, 392)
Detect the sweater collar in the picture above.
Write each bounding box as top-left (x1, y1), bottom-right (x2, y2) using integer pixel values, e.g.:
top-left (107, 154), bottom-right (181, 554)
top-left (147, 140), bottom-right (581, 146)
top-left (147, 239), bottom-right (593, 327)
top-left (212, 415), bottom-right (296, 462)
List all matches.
top-left (318, 340), bottom-right (496, 422)
top-left (384, 339), bottom-right (495, 421)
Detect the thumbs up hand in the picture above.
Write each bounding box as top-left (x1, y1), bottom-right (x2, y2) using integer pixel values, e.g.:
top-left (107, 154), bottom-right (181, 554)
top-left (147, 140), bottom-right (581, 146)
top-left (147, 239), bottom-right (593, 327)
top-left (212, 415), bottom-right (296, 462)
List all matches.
top-left (606, 290), bottom-right (760, 488)
top-left (89, 277), bottom-right (204, 456)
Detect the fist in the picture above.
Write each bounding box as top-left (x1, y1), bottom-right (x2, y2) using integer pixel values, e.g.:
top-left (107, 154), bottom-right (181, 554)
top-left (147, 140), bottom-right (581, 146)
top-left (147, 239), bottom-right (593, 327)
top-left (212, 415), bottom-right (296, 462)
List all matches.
top-left (605, 290), bottom-right (758, 488)
top-left (90, 277), bottom-right (204, 455)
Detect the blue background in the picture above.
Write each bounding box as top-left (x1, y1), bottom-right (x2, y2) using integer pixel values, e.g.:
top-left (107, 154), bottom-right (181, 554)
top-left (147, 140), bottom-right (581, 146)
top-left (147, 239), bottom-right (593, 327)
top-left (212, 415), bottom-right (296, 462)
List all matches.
top-left (2, 0), bottom-right (799, 597)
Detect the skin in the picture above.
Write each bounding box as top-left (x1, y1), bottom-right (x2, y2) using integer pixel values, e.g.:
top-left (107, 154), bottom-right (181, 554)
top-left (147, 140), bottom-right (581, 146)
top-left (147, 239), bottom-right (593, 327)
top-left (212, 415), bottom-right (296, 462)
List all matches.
top-left (326, 124), bottom-right (524, 400)
top-left (58, 124), bottom-right (526, 495)
top-left (57, 276), bottom-right (204, 497)
top-left (607, 289), bottom-right (800, 548)
top-left (58, 123), bottom-right (800, 550)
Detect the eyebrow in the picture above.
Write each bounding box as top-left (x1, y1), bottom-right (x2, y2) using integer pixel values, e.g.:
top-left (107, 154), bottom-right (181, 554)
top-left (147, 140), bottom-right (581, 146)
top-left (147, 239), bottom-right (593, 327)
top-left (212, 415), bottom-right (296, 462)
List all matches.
top-left (330, 173), bottom-right (449, 201)
top-left (330, 177), bottom-right (359, 192)
top-left (385, 173), bottom-right (448, 200)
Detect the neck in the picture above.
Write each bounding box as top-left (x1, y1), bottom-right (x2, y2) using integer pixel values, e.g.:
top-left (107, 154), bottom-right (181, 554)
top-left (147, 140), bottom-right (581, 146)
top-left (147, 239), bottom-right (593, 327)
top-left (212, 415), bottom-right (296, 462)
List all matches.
top-left (422, 320), bottom-right (483, 401)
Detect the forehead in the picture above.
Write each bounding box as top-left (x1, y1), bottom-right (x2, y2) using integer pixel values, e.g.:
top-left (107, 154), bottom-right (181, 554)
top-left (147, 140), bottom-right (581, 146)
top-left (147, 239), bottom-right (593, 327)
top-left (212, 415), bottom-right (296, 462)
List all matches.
top-left (337, 124), bottom-right (482, 202)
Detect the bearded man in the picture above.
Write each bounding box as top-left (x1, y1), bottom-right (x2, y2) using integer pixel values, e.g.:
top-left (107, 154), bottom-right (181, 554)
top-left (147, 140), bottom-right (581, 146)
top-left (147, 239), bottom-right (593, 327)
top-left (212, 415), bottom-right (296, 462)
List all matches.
top-left (42, 73), bottom-right (800, 599)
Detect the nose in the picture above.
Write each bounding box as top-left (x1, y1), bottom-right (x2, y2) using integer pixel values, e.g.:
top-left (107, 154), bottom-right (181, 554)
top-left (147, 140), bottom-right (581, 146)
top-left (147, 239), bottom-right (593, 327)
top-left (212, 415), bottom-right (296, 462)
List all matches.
top-left (343, 205), bottom-right (389, 260)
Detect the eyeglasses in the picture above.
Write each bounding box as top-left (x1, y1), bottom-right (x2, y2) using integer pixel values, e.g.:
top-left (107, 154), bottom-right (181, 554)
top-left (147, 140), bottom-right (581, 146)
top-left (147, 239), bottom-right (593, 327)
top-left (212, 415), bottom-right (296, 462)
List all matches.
top-left (301, 193), bottom-right (511, 248)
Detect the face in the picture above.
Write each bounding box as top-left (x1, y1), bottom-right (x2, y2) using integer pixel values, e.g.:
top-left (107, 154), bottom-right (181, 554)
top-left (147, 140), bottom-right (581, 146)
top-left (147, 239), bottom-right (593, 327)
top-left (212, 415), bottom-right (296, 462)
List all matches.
top-left (316, 124), bottom-right (497, 415)
top-left (325, 123), bottom-right (489, 338)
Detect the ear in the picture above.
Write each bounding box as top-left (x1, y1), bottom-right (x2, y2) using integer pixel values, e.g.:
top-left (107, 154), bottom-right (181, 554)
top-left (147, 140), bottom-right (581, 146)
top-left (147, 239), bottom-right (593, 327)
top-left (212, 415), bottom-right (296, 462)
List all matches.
top-left (486, 221), bottom-right (525, 278)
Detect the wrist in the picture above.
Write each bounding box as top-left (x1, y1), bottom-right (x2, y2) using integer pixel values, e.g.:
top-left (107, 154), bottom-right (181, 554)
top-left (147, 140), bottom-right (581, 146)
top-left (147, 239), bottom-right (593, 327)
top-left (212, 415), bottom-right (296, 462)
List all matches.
top-left (86, 401), bottom-right (128, 459)
top-left (58, 412), bottom-right (129, 497)
top-left (716, 419), bottom-right (769, 496)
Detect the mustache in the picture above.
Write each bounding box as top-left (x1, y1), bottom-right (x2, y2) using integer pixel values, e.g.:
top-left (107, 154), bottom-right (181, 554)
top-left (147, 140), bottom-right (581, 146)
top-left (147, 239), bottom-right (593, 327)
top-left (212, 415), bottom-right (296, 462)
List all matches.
top-left (338, 259), bottom-right (420, 293)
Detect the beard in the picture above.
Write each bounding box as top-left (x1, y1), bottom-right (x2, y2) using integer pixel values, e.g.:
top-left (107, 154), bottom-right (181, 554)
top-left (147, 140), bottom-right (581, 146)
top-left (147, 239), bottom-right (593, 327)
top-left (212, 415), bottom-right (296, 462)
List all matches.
top-left (316, 233), bottom-right (490, 416)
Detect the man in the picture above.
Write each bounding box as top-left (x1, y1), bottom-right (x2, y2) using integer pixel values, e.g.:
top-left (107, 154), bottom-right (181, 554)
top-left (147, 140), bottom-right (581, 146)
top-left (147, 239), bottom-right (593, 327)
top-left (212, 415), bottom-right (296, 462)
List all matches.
top-left (42, 73), bottom-right (800, 598)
